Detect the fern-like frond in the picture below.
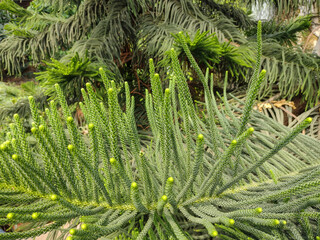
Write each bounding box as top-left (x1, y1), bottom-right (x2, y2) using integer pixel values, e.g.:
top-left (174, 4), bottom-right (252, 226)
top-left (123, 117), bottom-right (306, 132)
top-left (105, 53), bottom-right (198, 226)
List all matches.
top-left (0, 0), bottom-right (107, 75)
top-left (137, 0), bottom-right (245, 65)
top-left (35, 52), bottom-right (104, 104)
top-left (36, 0), bottom-right (82, 11)
top-left (68, 0), bottom-right (135, 80)
top-left (247, 15), bottom-right (311, 47)
top-left (253, 40), bottom-right (320, 108)
top-left (200, 0), bottom-right (254, 29)
top-left (0, 0), bottom-right (32, 20)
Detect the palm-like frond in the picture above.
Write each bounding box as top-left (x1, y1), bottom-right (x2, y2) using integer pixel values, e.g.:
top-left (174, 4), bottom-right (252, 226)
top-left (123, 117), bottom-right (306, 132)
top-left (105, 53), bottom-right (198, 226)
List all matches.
top-left (253, 40), bottom-right (320, 108)
top-left (200, 0), bottom-right (254, 29)
top-left (260, 102), bottom-right (320, 139)
top-left (0, 0), bottom-right (107, 75)
top-left (173, 30), bottom-right (223, 67)
top-left (247, 15), bottom-right (311, 46)
top-left (137, 0), bottom-right (245, 65)
top-left (37, 0), bottom-right (83, 11)
top-left (69, 0), bottom-right (135, 80)
top-left (36, 52), bottom-right (103, 104)
top-left (160, 30), bottom-right (254, 82)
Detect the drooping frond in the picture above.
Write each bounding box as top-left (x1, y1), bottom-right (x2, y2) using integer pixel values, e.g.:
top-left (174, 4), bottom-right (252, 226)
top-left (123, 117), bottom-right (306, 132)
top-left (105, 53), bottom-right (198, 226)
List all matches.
top-left (35, 52), bottom-right (104, 104)
top-left (252, 40), bottom-right (320, 108)
top-left (136, 0), bottom-right (245, 71)
top-left (247, 15), bottom-right (311, 46)
top-left (160, 30), bottom-right (254, 81)
top-left (253, 96), bottom-right (320, 139)
top-left (200, 0), bottom-right (255, 29)
top-left (68, 0), bottom-right (135, 79)
top-left (152, 0), bottom-right (245, 43)
top-left (37, 0), bottom-right (83, 11)
top-left (0, 0), bottom-right (107, 75)
top-left (0, 0), bottom-right (32, 20)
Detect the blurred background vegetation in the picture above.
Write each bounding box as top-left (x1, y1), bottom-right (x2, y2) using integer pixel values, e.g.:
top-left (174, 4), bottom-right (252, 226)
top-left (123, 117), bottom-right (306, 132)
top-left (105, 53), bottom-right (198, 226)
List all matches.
top-left (0, 0), bottom-right (320, 135)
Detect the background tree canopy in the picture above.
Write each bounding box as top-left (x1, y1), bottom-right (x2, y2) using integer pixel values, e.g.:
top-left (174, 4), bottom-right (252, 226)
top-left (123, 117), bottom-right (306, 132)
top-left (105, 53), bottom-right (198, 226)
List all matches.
top-left (0, 0), bottom-right (320, 107)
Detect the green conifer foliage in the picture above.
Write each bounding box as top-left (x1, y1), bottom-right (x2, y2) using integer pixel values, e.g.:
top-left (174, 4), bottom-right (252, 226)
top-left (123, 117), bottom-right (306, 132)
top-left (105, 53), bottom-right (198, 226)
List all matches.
top-left (0, 21), bottom-right (320, 240)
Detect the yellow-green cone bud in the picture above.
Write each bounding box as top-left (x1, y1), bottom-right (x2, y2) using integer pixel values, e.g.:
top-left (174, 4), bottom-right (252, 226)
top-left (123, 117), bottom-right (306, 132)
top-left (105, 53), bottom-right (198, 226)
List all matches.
top-left (248, 127), bottom-right (254, 133)
top-left (0, 144), bottom-right (6, 151)
top-left (168, 177), bottom-right (174, 183)
top-left (7, 213), bottom-right (14, 219)
top-left (50, 194), bottom-right (58, 201)
top-left (161, 195), bottom-right (168, 201)
top-left (110, 158), bottom-right (116, 164)
top-left (198, 134), bottom-right (204, 140)
top-left (67, 117), bottom-right (73, 122)
top-left (255, 207), bottom-right (262, 213)
top-left (31, 127), bottom-right (37, 133)
top-left (273, 219), bottom-right (280, 225)
top-left (39, 125), bottom-right (45, 131)
top-left (68, 145), bottom-right (74, 151)
top-left (81, 224), bottom-right (88, 230)
top-left (32, 212), bottom-right (39, 219)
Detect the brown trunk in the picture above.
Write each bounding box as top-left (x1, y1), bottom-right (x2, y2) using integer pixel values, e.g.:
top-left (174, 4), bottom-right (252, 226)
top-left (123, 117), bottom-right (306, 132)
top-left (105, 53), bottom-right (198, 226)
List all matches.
top-left (15, 0), bottom-right (32, 8)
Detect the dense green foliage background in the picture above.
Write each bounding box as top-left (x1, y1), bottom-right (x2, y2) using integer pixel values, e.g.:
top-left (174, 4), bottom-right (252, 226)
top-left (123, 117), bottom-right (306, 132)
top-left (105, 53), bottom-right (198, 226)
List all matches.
top-left (0, 0), bottom-right (320, 107)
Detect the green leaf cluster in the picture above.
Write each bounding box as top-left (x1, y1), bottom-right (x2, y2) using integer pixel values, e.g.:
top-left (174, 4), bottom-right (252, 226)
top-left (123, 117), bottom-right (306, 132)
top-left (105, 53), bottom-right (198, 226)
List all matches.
top-left (247, 15), bottom-right (311, 47)
top-left (35, 52), bottom-right (107, 104)
top-left (170, 30), bottom-right (253, 79)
